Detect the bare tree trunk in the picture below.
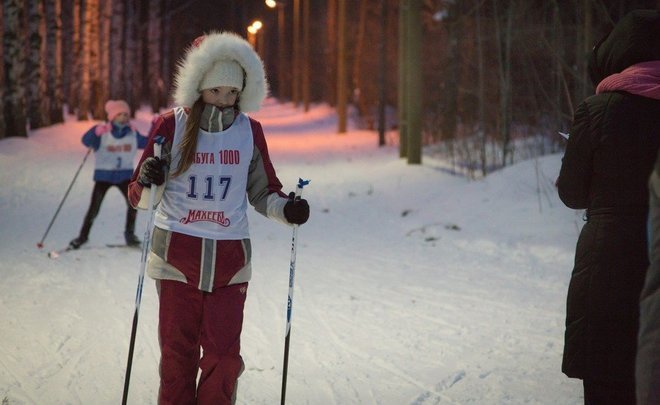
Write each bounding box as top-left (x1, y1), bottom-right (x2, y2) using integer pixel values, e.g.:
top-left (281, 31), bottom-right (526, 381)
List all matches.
top-left (124, 1), bottom-right (139, 112)
top-left (110, 0), bottom-right (125, 100)
top-left (87, 0), bottom-right (103, 120)
top-left (325, 0), bottom-right (337, 106)
top-left (160, 0), bottom-right (172, 108)
top-left (493, 0), bottom-right (514, 167)
top-left (61, 0), bottom-right (74, 113)
top-left (45, 0), bottom-right (64, 124)
top-left (398, 0), bottom-right (408, 157)
top-left (148, 0), bottom-right (162, 113)
top-left (302, 0), bottom-right (310, 112)
top-left (352, 0), bottom-right (368, 117)
top-left (292, 0), bottom-right (301, 106)
top-left (476, 0), bottom-right (486, 175)
top-left (377, 0), bottom-right (388, 146)
top-left (336, 0), bottom-right (347, 133)
top-left (441, 1), bottom-right (461, 141)
top-left (0, 4), bottom-right (5, 139)
top-left (27, 0), bottom-right (50, 129)
top-left (77, 0), bottom-right (91, 120)
top-left (3, 0), bottom-right (29, 137)
top-left (134, 1), bottom-right (149, 114)
top-left (580, 0), bottom-right (592, 100)
top-left (274, 1), bottom-right (287, 101)
top-left (71, 0), bottom-right (83, 117)
top-left (97, 0), bottom-right (111, 117)
top-left (405, 0), bottom-right (422, 165)
top-left (552, 0), bottom-right (566, 133)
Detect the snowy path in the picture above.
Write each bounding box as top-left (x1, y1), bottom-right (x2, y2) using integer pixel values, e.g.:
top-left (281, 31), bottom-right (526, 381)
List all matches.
top-left (0, 100), bottom-right (582, 404)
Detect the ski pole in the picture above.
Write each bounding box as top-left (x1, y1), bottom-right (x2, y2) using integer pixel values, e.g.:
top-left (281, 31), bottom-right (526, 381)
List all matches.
top-left (281, 178), bottom-right (310, 405)
top-left (122, 140), bottom-right (162, 405)
top-left (37, 148), bottom-right (92, 249)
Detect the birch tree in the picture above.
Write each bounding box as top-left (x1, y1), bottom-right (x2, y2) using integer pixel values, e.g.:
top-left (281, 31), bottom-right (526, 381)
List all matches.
top-left (124, 0), bottom-right (141, 113)
top-left (475, 0), bottom-right (486, 174)
top-left (45, 0), bottom-right (64, 124)
top-left (493, 0), bottom-right (514, 166)
top-left (160, 0), bottom-right (173, 108)
top-left (68, 0), bottom-right (82, 114)
top-left (3, 0), bottom-right (28, 138)
top-left (440, 0), bottom-right (463, 141)
top-left (148, 0), bottom-right (163, 113)
top-left (351, 0), bottom-right (367, 116)
top-left (27, 0), bottom-right (50, 129)
top-left (324, 0), bottom-right (337, 106)
top-left (0, 5), bottom-right (5, 139)
top-left (109, 0), bottom-right (125, 99)
top-left (77, 0), bottom-right (91, 119)
top-left (86, 0), bottom-right (103, 120)
top-left (97, 0), bottom-right (111, 116)
top-left (60, 0), bottom-right (72, 113)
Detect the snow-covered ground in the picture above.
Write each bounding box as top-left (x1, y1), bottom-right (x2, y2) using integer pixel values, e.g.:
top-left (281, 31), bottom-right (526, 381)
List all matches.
top-left (0, 99), bottom-right (583, 404)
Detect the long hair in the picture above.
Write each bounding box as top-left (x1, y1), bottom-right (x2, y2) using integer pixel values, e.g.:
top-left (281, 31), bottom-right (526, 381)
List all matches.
top-left (171, 97), bottom-right (205, 177)
top-left (170, 94), bottom-right (242, 177)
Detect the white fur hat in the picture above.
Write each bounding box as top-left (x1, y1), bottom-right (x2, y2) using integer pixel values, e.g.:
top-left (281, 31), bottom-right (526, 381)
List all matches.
top-left (173, 31), bottom-right (268, 112)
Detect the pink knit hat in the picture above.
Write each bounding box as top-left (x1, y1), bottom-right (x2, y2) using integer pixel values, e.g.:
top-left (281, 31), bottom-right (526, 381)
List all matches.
top-left (104, 100), bottom-right (130, 121)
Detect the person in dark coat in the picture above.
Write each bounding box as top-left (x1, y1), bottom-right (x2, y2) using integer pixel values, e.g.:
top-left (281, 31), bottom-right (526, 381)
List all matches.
top-left (638, 149), bottom-right (660, 405)
top-left (556, 9), bottom-right (660, 405)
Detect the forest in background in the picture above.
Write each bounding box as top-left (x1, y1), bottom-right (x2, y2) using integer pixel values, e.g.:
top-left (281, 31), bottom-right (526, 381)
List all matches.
top-left (2, 0), bottom-right (659, 173)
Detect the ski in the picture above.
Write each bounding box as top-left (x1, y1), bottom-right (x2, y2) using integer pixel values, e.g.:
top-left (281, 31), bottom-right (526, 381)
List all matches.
top-left (47, 246), bottom-right (76, 259)
top-left (106, 243), bottom-right (142, 249)
top-left (47, 243), bottom-right (141, 258)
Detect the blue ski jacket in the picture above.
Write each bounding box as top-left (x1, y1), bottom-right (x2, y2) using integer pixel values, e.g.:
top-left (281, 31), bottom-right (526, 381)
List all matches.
top-left (82, 122), bottom-right (148, 184)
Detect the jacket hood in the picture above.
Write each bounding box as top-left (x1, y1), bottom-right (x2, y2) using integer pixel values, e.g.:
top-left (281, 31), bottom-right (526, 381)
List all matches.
top-left (173, 31), bottom-right (268, 112)
top-left (588, 9), bottom-right (660, 86)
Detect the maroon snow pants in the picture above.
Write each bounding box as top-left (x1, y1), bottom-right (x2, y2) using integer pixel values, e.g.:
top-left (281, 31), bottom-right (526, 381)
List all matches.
top-left (156, 279), bottom-right (248, 405)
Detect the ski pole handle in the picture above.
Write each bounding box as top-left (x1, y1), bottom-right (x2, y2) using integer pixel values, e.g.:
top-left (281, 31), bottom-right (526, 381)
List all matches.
top-left (153, 142), bottom-right (162, 160)
top-left (294, 178), bottom-right (310, 200)
top-left (147, 141), bottom-right (162, 210)
top-left (142, 141), bottom-right (161, 255)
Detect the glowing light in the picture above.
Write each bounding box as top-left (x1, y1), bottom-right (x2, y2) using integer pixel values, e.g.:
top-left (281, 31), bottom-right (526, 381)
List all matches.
top-left (265, 0), bottom-right (277, 8)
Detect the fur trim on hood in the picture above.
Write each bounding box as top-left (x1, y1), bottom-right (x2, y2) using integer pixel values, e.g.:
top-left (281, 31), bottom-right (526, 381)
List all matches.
top-left (173, 31), bottom-right (268, 112)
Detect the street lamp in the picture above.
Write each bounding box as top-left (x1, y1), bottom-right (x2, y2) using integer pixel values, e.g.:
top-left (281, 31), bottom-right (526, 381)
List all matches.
top-left (247, 20), bottom-right (263, 50)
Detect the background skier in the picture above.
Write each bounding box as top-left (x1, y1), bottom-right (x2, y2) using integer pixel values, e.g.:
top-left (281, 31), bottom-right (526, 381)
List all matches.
top-left (69, 99), bottom-right (148, 249)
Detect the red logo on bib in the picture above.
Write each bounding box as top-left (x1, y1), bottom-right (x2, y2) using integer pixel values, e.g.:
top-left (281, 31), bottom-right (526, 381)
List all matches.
top-left (180, 210), bottom-right (230, 227)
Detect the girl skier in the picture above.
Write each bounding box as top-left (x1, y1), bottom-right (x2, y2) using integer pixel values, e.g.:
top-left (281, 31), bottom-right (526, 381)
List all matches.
top-left (128, 32), bottom-right (309, 404)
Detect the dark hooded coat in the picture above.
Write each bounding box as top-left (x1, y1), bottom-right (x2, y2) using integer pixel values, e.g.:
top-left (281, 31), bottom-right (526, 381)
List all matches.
top-left (638, 151), bottom-right (660, 405)
top-left (557, 9), bottom-right (660, 384)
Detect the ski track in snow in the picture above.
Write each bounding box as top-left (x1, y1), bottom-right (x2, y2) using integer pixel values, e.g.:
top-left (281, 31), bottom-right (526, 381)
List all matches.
top-left (0, 101), bottom-right (583, 404)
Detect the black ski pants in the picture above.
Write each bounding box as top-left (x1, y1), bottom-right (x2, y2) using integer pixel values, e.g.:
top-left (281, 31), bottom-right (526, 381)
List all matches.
top-left (78, 180), bottom-right (137, 239)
